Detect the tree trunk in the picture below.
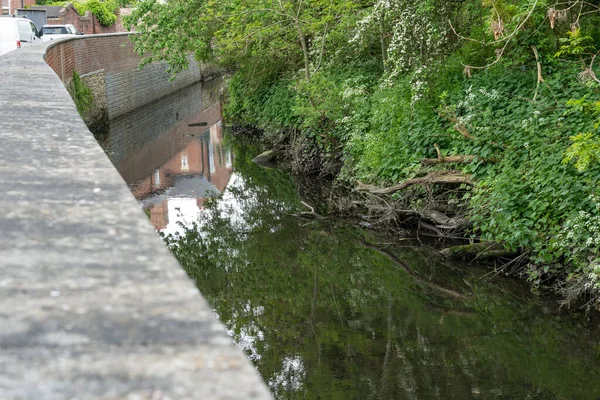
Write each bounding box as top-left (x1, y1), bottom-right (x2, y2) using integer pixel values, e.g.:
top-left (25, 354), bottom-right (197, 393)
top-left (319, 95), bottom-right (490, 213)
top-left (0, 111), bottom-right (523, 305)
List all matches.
top-left (296, 21), bottom-right (311, 81)
top-left (379, 14), bottom-right (388, 72)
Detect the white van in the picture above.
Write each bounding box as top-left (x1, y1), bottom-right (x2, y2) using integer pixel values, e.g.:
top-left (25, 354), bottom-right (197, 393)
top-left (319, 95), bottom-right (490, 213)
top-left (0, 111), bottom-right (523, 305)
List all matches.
top-left (0, 17), bottom-right (42, 57)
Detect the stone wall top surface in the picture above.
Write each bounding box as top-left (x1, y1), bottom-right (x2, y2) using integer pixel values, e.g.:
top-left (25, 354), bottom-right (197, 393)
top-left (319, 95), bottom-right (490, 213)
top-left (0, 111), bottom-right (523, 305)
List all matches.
top-left (0, 42), bottom-right (271, 399)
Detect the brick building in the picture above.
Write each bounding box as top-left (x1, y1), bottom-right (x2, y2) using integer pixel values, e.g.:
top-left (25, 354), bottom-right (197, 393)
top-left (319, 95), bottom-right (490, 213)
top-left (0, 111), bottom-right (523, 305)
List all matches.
top-left (2, 0), bottom-right (35, 16)
top-left (29, 2), bottom-right (129, 34)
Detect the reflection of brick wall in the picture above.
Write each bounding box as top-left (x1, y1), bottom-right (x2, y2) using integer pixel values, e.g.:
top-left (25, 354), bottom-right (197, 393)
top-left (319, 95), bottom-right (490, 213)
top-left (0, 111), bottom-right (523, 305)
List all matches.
top-left (127, 117), bottom-right (233, 197)
top-left (149, 202), bottom-right (168, 231)
top-left (208, 123), bottom-right (233, 192)
top-left (113, 86), bottom-right (222, 178)
top-left (109, 83), bottom-right (204, 168)
top-left (164, 142), bottom-right (205, 176)
top-left (130, 114), bottom-right (233, 231)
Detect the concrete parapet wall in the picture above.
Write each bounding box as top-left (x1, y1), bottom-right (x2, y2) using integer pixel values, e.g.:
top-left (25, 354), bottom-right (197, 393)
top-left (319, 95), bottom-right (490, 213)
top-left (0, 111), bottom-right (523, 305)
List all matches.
top-left (0, 43), bottom-right (271, 399)
top-left (44, 33), bottom-right (205, 120)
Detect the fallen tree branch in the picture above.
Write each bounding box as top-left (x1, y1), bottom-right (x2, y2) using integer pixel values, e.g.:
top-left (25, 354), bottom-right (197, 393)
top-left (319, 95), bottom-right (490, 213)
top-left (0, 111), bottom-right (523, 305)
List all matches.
top-left (439, 242), bottom-right (518, 260)
top-left (252, 150), bottom-right (277, 165)
top-left (417, 222), bottom-right (468, 240)
top-left (418, 220), bottom-right (446, 237)
top-left (290, 201), bottom-right (324, 219)
top-left (421, 155), bottom-right (478, 165)
top-left (417, 209), bottom-right (470, 231)
top-left (532, 45), bottom-right (544, 101)
top-left (532, 45), bottom-right (544, 84)
top-left (357, 172), bottom-right (473, 195)
top-left (301, 200), bottom-right (315, 214)
top-left (582, 51), bottom-right (600, 84)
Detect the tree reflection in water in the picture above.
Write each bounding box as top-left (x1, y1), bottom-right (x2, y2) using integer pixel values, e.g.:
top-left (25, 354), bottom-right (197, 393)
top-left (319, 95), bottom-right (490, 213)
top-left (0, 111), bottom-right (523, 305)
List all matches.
top-left (163, 139), bottom-right (600, 400)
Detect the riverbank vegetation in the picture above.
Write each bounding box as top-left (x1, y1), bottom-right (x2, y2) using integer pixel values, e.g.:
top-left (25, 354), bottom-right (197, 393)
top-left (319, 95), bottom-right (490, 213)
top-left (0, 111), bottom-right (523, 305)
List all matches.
top-left (125, 0), bottom-right (600, 309)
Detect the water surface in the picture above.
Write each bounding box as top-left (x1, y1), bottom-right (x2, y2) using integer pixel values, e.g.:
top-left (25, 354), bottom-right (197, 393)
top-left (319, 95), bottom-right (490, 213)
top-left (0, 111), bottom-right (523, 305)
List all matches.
top-left (102, 82), bottom-right (600, 400)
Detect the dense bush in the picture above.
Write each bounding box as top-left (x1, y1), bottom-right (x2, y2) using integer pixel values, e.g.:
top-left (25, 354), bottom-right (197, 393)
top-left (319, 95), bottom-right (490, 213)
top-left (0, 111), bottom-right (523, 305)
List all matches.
top-left (84, 0), bottom-right (117, 26)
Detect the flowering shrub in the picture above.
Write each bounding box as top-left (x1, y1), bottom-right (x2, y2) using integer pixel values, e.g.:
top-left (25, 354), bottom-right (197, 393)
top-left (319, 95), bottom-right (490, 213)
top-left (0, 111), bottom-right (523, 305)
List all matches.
top-left (555, 196), bottom-right (600, 263)
top-left (553, 196), bottom-right (600, 308)
top-left (352, 0), bottom-right (460, 84)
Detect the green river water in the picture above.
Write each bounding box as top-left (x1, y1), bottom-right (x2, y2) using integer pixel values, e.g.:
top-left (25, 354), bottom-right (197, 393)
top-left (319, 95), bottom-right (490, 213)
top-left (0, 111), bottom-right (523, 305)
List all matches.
top-left (102, 82), bottom-right (600, 400)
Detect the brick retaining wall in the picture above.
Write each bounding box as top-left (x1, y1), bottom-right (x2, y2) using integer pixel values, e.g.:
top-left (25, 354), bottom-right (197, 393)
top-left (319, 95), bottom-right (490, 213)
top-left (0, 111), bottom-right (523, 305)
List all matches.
top-left (44, 33), bottom-right (207, 120)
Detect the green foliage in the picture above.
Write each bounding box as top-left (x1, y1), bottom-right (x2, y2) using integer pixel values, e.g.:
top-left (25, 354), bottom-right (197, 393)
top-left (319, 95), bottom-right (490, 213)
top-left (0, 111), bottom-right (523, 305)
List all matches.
top-left (69, 70), bottom-right (94, 116)
top-left (553, 195), bottom-right (600, 309)
top-left (564, 132), bottom-right (600, 172)
top-left (225, 64), bottom-right (300, 133)
top-left (554, 195), bottom-right (600, 268)
top-left (82, 0), bottom-right (117, 26)
top-left (443, 66), bottom-right (600, 272)
top-left (129, 0), bottom-right (600, 304)
top-left (34, 0), bottom-right (66, 5)
top-left (124, 0), bottom-right (215, 72)
top-left (33, 0), bottom-right (64, 5)
top-left (563, 97), bottom-right (600, 171)
top-left (555, 29), bottom-right (595, 58)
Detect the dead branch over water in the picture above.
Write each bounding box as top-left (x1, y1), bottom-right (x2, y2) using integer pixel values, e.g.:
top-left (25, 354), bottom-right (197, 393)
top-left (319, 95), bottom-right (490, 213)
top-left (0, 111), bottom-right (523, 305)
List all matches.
top-left (356, 171), bottom-right (473, 195)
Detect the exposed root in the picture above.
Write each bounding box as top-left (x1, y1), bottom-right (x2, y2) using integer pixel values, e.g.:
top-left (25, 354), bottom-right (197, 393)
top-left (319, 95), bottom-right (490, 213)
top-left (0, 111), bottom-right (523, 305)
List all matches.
top-left (481, 252), bottom-right (529, 279)
top-left (417, 209), bottom-right (469, 230)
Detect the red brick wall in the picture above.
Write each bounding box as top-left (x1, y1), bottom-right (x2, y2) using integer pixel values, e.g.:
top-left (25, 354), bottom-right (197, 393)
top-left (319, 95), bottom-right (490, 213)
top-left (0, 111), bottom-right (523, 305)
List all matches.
top-left (45, 33), bottom-right (204, 122)
top-left (9, 0), bottom-right (35, 14)
top-left (45, 7), bottom-right (85, 31)
top-left (45, 34), bottom-right (140, 82)
top-left (44, 5), bottom-right (127, 35)
top-left (93, 8), bottom-right (126, 34)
